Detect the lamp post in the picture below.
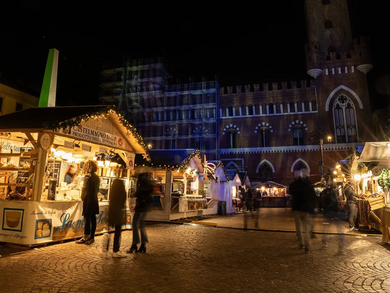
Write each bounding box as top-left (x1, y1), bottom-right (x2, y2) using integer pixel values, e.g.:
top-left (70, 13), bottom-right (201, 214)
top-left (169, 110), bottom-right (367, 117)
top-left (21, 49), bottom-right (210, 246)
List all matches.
top-left (319, 138), bottom-right (324, 178)
top-left (319, 135), bottom-right (332, 181)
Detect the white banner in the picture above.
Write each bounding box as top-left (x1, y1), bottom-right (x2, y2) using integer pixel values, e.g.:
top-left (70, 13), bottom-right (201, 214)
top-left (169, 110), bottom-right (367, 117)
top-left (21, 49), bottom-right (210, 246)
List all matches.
top-left (0, 200), bottom-right (134, 245)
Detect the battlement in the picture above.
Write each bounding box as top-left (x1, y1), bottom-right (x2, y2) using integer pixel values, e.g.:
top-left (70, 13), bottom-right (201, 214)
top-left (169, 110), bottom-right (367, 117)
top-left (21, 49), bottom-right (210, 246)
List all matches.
top-left (305, 36), bottom-right (372, 67)
top-left (220, 80), bottom-right (312, 95)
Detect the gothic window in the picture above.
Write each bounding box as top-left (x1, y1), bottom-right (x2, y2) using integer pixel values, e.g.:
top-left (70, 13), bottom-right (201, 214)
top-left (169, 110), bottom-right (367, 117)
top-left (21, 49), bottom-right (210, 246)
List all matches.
top-left (259, 163), bottom-right (272, 183)
top-left (248, 105), bottom-right (253, 115)
top-left (293, 161), bottom-right (307, 171)
top-left (292, 125), bottom-right (304, 146)
top-left (226, 129), bottom-right (237, 148)
top-left (325, 20), bottom-right (333, 29)
top-left (333, 95), bottom-right (358, 143)
top-left (259, 126), bottom-right (270, 147)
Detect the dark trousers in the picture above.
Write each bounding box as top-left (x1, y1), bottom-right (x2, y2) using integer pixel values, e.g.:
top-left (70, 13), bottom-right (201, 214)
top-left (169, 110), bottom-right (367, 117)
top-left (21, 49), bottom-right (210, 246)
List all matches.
top-left (84, 214), bottom-right (97, 240)
top-left (113, 224), bottom-right (122, 252)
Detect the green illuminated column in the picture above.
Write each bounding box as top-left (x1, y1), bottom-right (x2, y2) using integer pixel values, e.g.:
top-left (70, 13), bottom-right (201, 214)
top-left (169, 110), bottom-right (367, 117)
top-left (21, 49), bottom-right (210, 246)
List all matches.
top-left (38, 48), bottom-right (59, 107)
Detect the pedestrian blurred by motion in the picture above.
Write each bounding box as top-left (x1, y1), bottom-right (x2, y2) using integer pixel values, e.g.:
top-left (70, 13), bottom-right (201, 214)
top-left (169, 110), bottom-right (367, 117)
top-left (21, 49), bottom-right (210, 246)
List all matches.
top-left (108, 179), bottom-right (127, 258)
top-left (245, 187), bottom-right (253, 211)
top-left (288, 169), bottom-right (317, 253)
top-left (127, 172), bottom-right (154, 254)
top-left (76, 160), bottom-right (100, 245)
top-left (321, 184), bottom-right (346, 254)
top-left (344, 179), bottom-right (360, 231)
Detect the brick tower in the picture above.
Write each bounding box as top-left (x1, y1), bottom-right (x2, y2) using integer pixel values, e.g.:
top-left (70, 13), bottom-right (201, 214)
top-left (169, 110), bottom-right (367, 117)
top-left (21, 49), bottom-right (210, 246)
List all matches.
top-left (304, 0), bottom-right (375, 144)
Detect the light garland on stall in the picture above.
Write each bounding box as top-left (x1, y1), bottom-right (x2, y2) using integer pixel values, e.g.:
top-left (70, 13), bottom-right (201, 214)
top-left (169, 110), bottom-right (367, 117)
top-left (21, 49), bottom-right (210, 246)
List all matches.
top-left (43, 105), bottom-right (151, 161)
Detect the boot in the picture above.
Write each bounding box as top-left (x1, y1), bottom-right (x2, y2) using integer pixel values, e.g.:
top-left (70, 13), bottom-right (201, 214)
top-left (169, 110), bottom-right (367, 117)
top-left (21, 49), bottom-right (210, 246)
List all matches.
top-left (127, 244), bottom-right (138, 254)
top-left (137, 243), bottom-right (146, 253)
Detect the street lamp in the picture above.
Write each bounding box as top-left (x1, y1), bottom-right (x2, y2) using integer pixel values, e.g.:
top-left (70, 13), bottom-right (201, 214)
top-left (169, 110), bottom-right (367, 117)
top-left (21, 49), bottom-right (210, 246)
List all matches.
top-left (319, 135), bottom-right (332, 180)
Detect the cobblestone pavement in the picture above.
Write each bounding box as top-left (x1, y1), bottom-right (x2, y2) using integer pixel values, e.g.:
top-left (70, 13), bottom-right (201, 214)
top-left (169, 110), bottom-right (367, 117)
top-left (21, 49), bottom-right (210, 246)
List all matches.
top-left (1, 209), bottom-right (389, 293)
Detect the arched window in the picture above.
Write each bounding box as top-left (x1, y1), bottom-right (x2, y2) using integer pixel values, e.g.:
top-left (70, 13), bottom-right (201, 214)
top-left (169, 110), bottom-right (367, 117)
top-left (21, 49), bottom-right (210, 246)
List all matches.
top-left (248, 104), bottom-right (253, 115)
top-left (325, 20), bottom-right (333, 29)
top-left (226, 129), bottom-right (237, 148)
top-left (259, 163), bottom-right (272, 183)
top-left (268, 103), bottom-right (274, 114)
top-left (290, 102), bottom-right (295, 113)
top-left (292, 125), bottom-right (304, 146)
top-left (333, 95), bottom-right (358, 143)
top-left (259, 126), bottom-right (270, 147)
top-left (228, 107), bottom-right (234, 117)
top-left (293, 161), bottom-right (307, 172)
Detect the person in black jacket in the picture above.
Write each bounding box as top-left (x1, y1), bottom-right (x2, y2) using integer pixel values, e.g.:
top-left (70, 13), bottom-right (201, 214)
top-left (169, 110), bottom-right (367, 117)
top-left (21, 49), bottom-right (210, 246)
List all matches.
top-left (288, 169), bottom-right (317, 253)
top-left (108, 179), bottom-right (127, 257)
top-left (76, 160), bottom-right (100, 245)
top-left (127, 172), bottom-right (154, 254)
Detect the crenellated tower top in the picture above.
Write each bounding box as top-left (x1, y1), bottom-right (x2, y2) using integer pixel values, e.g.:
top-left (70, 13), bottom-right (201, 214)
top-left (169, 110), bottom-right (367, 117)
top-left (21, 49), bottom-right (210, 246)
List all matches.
top-left (304, 0), bottom-right (372, 78)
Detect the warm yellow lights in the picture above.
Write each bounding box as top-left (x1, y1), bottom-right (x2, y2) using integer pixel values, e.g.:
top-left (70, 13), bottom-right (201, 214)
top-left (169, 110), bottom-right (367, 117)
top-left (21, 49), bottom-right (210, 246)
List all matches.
top-left (354, 174), bottom-right (361, 181)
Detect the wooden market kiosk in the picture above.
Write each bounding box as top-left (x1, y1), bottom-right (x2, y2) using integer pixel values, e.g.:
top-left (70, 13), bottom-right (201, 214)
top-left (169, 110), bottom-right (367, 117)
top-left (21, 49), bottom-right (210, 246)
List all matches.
top-left (356, 142), bottom-right (390, 241)
top-left (0, 105), bottom-right (149, 245)
top-left (134, 149), bottom-right (213, 221)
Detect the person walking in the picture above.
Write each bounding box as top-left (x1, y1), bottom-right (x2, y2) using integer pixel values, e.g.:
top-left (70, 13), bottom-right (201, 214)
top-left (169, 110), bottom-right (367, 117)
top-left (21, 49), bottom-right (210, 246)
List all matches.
top-left (288, 169), bottom-right (317, 253)
top-left (76, 160), bottom-right (100, 245)
top-left (108, 178), bottom-right (127, 257)
top-left (344, 179), bottom-right (360, 231)
top-left (321, 184), bottom-right (346, 254)
top-left (127, 172), bottom-right (154, 254)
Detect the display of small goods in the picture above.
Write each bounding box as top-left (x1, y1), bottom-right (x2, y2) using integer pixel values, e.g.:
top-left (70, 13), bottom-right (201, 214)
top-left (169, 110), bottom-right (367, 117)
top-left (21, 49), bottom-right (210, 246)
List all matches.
top-left (46, 160), bottom-right (62, 186)
top-left (0, 153), bottom-right (34, 200)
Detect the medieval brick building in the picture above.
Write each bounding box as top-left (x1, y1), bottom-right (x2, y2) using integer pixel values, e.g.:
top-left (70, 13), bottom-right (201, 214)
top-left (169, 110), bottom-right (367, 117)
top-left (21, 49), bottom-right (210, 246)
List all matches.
top-left (99, 0), bottom-right (377, 186)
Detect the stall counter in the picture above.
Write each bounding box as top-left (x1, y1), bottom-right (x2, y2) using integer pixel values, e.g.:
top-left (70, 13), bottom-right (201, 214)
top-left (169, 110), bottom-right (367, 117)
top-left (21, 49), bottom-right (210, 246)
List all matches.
top-left (0, 199), bottom-right (134, 245)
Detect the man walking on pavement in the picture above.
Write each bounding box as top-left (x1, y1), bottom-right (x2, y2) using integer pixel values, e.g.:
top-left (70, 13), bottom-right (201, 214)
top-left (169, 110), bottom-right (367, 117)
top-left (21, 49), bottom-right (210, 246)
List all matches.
top-left (288, 169), bottom-right (317, 253)
top-left (344, 179), bottom-right (360, 231)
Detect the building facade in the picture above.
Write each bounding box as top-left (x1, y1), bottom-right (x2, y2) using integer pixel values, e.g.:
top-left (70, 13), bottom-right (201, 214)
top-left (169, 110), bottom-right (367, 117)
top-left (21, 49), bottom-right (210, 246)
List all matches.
top-left (0, 83), bottom-right (38, 116)
top-left (99, 0), bottom-right (376, 186)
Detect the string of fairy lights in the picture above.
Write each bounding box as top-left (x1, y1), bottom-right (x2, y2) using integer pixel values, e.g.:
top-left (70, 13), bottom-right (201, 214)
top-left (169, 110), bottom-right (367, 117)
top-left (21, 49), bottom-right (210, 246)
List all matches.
top-left (44, 105), bottom-right (151, 161)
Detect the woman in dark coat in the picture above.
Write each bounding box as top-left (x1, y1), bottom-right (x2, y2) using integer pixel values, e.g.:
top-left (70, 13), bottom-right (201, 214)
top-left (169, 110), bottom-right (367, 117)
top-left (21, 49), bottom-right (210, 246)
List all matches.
top-left (108, 179), bottom-right (127, 257)
top-left (76, 160), bottom-right (100, 245)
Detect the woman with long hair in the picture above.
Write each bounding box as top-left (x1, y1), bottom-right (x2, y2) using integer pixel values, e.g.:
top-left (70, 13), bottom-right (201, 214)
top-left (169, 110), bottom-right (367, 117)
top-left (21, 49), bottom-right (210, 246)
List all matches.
top-left (76, 160), bottom-right (100, 245)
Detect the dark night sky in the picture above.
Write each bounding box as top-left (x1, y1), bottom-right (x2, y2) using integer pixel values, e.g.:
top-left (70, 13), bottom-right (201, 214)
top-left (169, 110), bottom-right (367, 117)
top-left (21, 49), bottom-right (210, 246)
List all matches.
top-left (0, 1), bottom-right (388, 109)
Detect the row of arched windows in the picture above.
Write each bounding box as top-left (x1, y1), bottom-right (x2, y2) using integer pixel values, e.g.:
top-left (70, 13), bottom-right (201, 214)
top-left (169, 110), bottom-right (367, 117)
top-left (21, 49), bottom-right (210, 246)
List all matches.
top-left (223, 100), bottom-right (317, 117)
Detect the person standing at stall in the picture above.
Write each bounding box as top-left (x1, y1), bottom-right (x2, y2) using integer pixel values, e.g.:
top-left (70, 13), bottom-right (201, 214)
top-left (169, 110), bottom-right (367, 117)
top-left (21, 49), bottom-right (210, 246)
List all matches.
top-left (344, 179), bottom-right (360, 231)
top-left (127, 172), bottom-right (154, 254)
top-left (76, 160), bottom-right (100, 245)
top-left (108, 178), bottom-right (127, 257)
top-left (64, 164), bottom-right (77, 184)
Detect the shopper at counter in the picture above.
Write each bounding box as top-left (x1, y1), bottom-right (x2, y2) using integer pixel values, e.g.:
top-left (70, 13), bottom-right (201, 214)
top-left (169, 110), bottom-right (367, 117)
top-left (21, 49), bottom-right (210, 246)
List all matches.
top-left (108, 178), bottom-right (127, 258)
top-left (64, 164), bottom-right (77, 184)
top-left (76, 160), bottom-right (100, 245)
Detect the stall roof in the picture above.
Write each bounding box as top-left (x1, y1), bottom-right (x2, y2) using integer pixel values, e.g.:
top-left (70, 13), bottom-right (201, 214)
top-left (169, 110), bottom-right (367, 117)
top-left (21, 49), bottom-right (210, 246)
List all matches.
top-left (252, 181), bottom-right (288, 190)
top-left (359, 142), bottom-right (390, 167)
top-left (0, 105), bottom-right (150, 158)
top-left (135, 149), bottom-right (201, 169)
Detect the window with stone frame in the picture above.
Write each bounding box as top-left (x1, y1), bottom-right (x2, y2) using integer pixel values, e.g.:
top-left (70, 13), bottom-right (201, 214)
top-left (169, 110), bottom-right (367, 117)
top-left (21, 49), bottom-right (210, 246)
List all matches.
top-left (292, 125), bottom-right (304, 146)
top-left (333, 95), bottom-right (358, 143)
top-left (259, 126), bottom-right (270, 147)
top-left (226, 129), bottom-right (237, 148)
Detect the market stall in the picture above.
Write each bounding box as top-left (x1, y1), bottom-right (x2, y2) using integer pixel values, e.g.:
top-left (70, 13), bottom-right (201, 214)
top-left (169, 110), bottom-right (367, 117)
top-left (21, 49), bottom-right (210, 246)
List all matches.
top-left (356, 142), bottom-right (389, 238)
top-left (227, 170), bottom-right (247, 212)
top-left (253, 181), bottom-right (289, 207)
top-left (134, 149), bottom-right (210, 221)
top-left (0, 105), bottom-right (149, 245)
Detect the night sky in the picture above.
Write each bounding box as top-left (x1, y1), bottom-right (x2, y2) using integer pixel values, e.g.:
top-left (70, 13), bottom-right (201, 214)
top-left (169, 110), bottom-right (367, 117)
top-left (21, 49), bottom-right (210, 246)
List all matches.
top-left (0, 1), bottom-right (388, 109)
